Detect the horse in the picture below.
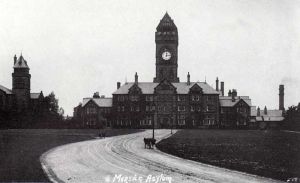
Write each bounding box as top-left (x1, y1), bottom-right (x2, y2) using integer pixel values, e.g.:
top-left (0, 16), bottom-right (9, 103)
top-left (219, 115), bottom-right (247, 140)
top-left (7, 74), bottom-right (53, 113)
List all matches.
top-left (144, 138), bottom-right (156, 149)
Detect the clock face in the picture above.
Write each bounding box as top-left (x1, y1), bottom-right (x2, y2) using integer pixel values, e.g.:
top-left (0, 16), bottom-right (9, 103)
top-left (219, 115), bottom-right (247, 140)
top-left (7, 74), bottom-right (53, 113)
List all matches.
top-left (162, 51), bottom-right (171, 60)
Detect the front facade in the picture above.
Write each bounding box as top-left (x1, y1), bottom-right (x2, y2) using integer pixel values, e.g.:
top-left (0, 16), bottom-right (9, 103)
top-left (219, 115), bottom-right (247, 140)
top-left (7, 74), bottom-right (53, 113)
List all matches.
top-left (73, 13), bottom-right (274, 129)
top-left (112, 80), bottom-right (219, 128)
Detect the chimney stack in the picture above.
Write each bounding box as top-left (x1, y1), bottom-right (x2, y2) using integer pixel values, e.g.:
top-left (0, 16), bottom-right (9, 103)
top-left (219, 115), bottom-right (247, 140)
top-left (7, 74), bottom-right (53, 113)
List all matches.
top-left (187, 72), bottom-right (190, 85)
top-left (216, 77), bottom-right (219, 91)
top-left (221, 82), bottom-right (224, 96)
top-left (93, 92), bottom-right (100, 98)
top-left (135, 72), bottom-right (138, 84)
top-left (14, 55), bottom-right (17, 65)
top-left (117, 82), bottom-right (121, 89)
top-left (257, 106), bottom-right (260, 116)
top-left (232, 89), bottom-right (237, 97)
top-left (228, 90), bottom-right (232, 97)
top-left (231, 89), bottom-right (237, 102)
top-left (264, 106), bottom-right (268, 115)
top-left (279, 85), bottom-right (284, 111)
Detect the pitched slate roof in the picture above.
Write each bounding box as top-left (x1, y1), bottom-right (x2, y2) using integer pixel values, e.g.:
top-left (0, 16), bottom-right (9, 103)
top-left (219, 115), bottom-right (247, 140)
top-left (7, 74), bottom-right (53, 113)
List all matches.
top-left (82, 98), bottom-right (112, 108)
top-left (156, 12), bottom-right (177, 32)
top-left (219, 96), bottom-right (252, 107)
top-left (30, 93), bottom-right (41, 99)
top-left (112, 82), bottom-right (219, 95)
top-left (0, 85), bottom-right (12, 94)
top-left (255, 110), bottom-right (284, 121)
top-left (14, 55), bottom-right (29, 69)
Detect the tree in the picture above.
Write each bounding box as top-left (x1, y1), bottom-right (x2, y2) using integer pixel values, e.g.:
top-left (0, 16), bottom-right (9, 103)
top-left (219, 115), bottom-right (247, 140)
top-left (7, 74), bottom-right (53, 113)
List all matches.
top-left (44, 92), bottom-right (59, 113)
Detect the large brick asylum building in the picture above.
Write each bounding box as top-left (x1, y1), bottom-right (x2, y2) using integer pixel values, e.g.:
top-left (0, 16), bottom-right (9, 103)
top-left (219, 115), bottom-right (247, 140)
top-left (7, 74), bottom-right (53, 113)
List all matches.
top-left (73, 13), bottom-right (285, 129)
top-left (0, 55), bottom-right (44, 117)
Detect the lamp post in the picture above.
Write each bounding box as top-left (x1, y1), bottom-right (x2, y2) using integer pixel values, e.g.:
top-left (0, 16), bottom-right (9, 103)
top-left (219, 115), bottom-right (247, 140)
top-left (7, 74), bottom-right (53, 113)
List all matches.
top-left (152, 107), bottom-right (155, 139)
top-left (171, 115), bottom-right (174, 134)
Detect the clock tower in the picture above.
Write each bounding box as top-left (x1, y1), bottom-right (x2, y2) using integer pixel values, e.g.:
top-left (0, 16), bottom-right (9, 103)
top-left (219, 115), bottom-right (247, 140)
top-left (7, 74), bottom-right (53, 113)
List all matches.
top-left (153, 12), bottom-right (179, 83)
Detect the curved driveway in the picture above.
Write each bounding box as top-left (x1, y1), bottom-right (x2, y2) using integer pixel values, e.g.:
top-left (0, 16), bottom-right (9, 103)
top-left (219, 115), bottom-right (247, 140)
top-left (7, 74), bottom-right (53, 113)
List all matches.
top-left (41, 130), bottom-right (283, 183)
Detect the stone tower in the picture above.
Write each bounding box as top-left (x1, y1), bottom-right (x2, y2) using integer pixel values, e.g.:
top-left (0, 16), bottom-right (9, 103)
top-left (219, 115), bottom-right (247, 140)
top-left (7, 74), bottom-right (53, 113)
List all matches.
top-left (12, 54), bottom-right (31, 111)
top-left (279, 84), bottom-right (284, 111)
top-left (153, 12), bottom-right (179, 83)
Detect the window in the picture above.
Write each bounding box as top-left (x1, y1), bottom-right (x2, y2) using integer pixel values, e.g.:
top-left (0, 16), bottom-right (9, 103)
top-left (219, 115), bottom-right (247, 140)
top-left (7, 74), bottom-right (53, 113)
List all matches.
top-left (136, 106), bottom-right (140, 112)
top-left (146, 105), bottom-right (150, 111)
top-left (131, 106), bottom-right (134, 111)
top-left (197, 106), bottom-right (201, 112)
top-left (145, 116), bottom-right (152, 125)
top-left (177, 95), bottom-right (185, 101)
top-left (178, 106), bottom-right (185, 111)
top-left (87, 107), bottom-right (96, 114)
top-left (205, 115), bottom-right (215, 125)
top-left (178, 119), bottom-right (185, 125)
top-left (151, 105), bottom-right (155, 111)
top-left (178, 115), bottom-right (186, 125)
top-left (207, 105), bottom-right (215, 111)
top-left (146, 95), bottom-right (153, 101)
top-left (192, 119), bottom-right (195, 126)
top-left (130, 95), bottom-right (139, 101)
top-left (158, 106), bottom-right (162, 111)
top-left (192, 95), bottom-right (200, 101)
top-left (121, 106), bottom-right (125, 111)
top-left (191, 106), bottom-right (195, 112)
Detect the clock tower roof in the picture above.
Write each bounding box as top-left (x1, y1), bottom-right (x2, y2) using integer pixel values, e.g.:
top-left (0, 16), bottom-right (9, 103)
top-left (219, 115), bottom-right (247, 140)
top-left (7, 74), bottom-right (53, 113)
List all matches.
top-left (156, 12), bottom-right (177, 32)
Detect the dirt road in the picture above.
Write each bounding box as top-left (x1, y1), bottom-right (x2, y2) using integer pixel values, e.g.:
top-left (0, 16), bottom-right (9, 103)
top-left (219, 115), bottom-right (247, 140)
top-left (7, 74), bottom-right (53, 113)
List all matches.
top-left (41, 130), bottom-right (283, 183)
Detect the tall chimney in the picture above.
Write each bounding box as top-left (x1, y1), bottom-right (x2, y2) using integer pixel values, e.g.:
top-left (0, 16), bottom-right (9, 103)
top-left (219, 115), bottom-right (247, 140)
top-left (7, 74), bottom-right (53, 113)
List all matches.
top-left (187, 72), bottom-right (190, 85)
top-left (228, 89), bottom-right (232, 97)
top-left (117, 82), bottom-right (121, 89)
top-left (232, 89), bottom-right (237, 97)
top-left (93, 92), bottom-right (100, 98)
top-left (264, 106), bottom-right (268, 115)
top-left (221, 82), bottom-right (224, 96)
top-left (216, 77), bottom-right (219, 91)
top-left (14, 54), bottom-right (17, 65)
top-left (279, 85), bottom-right (284, 111)
top-left (135, 72), bottom-right (138, 84)
top-left (257, 106), bottom-right (260, 116)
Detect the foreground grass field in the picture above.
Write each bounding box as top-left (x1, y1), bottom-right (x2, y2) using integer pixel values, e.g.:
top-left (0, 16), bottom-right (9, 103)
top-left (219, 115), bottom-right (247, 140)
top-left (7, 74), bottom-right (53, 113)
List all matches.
top-left (0, 128), bottom-right (141, 182)
top-left (156, 129), bottom-right (300, 181)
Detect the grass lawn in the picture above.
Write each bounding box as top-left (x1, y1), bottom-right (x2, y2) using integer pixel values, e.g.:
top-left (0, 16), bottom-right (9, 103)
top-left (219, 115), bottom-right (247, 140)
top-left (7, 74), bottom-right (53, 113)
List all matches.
top-left (156, 129), bottom-right (300, 181)
top-left (0, 128), bottom-right (141, 182)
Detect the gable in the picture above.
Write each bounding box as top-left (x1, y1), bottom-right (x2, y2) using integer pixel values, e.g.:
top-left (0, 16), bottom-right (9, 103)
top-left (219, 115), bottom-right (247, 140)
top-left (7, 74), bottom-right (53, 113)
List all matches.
top-left (128, 83), bottom-right (142, 94)
top-left (154, 79), bottom-right (177, 94)
top-left (234, 99), bottom-right (250, 108)
top-left (189, 83), bottom-right (203, 94)
top-left (85, 99), bottom-right (98, 108)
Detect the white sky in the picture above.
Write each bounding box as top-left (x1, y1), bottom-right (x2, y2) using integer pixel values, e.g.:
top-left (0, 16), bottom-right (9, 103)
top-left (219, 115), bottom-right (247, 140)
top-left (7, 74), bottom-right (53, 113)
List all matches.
top-left (1, 0), bottom-right (300, 116)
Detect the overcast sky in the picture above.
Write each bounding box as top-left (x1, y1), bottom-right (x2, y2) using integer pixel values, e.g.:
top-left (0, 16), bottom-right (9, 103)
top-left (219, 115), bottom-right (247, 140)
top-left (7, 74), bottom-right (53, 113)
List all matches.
top-left (1, 0), bottom-right (300, 116)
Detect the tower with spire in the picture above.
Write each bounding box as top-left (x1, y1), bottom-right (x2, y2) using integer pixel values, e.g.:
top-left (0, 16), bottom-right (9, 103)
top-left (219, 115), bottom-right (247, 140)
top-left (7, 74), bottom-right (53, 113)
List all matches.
top-left (12, 54), bottom-right (31, 111)
top-left (153, 12), bottom-right (179, 83)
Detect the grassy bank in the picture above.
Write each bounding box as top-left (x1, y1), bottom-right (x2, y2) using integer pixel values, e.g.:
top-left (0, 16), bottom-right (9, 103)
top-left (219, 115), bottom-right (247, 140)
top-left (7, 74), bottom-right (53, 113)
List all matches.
top-left (0, 128), bottom-right (141, 182)
top-left (156, 129), bottom-right (300, 181)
